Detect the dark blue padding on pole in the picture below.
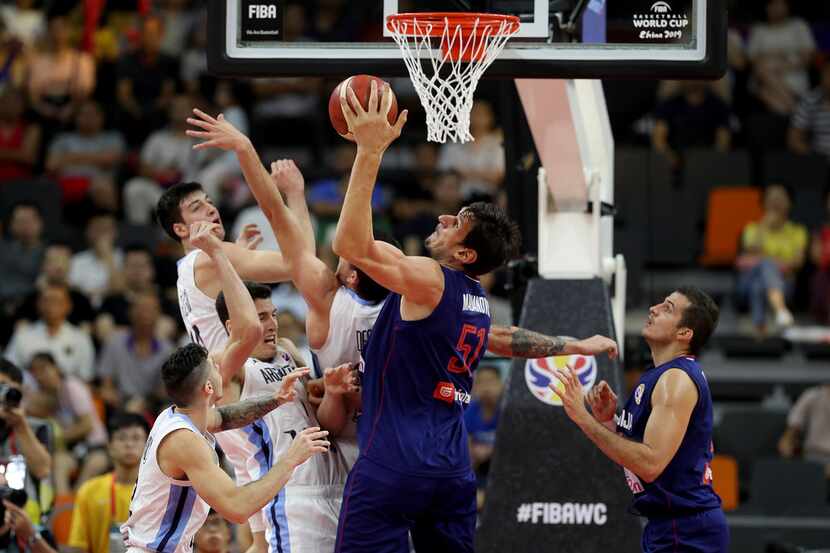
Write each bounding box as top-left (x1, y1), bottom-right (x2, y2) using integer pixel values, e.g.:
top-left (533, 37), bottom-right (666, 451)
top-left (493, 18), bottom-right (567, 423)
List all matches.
top-left (477, 278), bottom-right (641, 552)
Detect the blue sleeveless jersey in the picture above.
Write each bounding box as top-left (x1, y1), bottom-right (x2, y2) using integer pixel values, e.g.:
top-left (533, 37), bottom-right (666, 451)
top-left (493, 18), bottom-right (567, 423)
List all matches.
top-left (357, 266), bottom-right (491, 477)
top-left (617, 356), bottom-right (721, 518)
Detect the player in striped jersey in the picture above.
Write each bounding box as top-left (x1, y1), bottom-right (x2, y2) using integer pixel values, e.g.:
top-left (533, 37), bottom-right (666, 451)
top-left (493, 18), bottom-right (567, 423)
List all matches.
top-left (121, 223), bottom-right (330, 553)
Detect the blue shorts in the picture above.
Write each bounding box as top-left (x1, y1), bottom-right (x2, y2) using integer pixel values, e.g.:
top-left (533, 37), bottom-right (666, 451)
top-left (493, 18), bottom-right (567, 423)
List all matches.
top-left (335, 456), bottom-right (477, 553)
top-left (643, 508), bottom-right (730, 553)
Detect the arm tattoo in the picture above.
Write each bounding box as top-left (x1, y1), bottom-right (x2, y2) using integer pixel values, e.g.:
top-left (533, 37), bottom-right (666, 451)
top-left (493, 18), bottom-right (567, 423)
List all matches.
top-left (509, 327), bottom-right (569, 358)
top-left (216, 395), bottom-right (280, 431)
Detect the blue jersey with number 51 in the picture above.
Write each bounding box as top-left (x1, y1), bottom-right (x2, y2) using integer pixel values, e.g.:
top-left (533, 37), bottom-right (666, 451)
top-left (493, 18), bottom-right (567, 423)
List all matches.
top-left (357, 266), bottom-right (491, 477)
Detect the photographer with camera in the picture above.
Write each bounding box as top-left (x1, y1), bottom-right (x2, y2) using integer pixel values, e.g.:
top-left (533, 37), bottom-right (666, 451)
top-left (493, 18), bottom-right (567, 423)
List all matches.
top-left (0, 473), bottom-right (58, 553)
top-left (0, 360), bottom-right (54, 553)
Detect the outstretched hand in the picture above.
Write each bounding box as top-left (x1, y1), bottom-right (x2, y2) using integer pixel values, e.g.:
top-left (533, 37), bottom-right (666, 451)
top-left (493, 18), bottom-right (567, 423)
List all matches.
top-left (276, 368), bottom-right (311, 406)
top-left (340, 79), bottom-right (408, 155)
top-left (571, 335), bottom-right (619, 359)
top-left (187, 109), bottom-right (251, 153)
top-left (235, 223), bottom-right (263, 250)
top-left (586, 380), bottom-right (617, 423)
top-left (270, 159), bottom-right (305, 197)
top-left (323, 363), bottom-right (360, 396)
top-left (552, 364), bottom-right (591, 426)
top-left (189, 222), bottom-right (224, 254)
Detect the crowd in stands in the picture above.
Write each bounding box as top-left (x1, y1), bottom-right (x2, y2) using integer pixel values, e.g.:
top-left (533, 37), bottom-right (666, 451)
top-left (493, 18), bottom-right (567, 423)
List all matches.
top-left (0, 0), bottom-right (828, 550)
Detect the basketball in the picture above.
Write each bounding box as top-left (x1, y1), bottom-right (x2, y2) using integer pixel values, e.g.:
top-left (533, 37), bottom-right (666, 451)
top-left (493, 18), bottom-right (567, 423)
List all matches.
top-left (328, 75), bottom-right (398, 137)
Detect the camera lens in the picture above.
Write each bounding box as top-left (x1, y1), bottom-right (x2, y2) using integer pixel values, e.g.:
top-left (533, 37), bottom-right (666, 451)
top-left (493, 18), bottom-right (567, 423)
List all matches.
top-left (3, 387), bottom-right (22, 409)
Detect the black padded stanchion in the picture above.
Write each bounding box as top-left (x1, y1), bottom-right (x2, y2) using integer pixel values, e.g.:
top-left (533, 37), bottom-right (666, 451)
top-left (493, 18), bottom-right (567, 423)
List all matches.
top-left (477, 278), bottom-right (641, 553)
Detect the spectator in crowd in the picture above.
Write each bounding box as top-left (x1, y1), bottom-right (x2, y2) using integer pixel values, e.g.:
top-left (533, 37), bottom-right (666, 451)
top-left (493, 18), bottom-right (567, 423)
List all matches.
top-left (115, 15), bottom-right (179, 145)
top-left (788, 63), bottom-right (830, 159)
top-left (5, 285), bottom-right (95, 382)
top-left (465, 365), bottom-right (503, 510)
top-left (736, 184), bottom-right (807, 335)
top-left (0, 18), bottom-right (25, 94)
top-left (396, 170), bottom-right (463, 255)
top-left (809, 188), bottom-right (830, 324)
top-left (193, 80), bottom-right (249, 205)
top-left (0, 359), bottom-right (51, 482)
top-left (179, 13), bottom-right (208, 96)
top-left (68, 213), bottom-right (124, 308)
top-left (13, 243), bottom-right (95, 329)
top-left (0, 87), bottom-right (40, 182)
top-left (0, 472), bottom-right (59, 553)
top-left (0, 359), bottom-right (53, 524)
top-left (97, 292), bottom-right (173, 415)
top-left (0, 202), bottom-right (45, 315)
top-left (193, 511), bottom-right (232, 553)
top-left (438, 100), bottom-right (505, 199)
top-left (0, 0), bottom-right (44, 49)
top-left (26, 353), bottom-right (108, 493)
top-left (45, 100), bottom-right (125, 212)
top-left (123, 95), bottom-right (205, 224)
top-left (96, 245), bottom-right (178, 339)
top-left (652, 81), bottom-right (732, 167)
top-left (67, 413), bottom-right (149, 553)
top-left (308, 143), bottom-right (390, 246)
top-left (747, 0), bottom-right (815, 118)
top-left (778, 383), bottom-right (830, 478)
top-left (158, 0), bottom-right (197, 58)
top-left (25, 15), bottom-right (95, 129)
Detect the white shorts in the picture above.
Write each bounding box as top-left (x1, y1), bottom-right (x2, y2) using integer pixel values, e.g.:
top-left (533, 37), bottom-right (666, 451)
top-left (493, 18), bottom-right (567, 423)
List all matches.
top-left (263, 485), bottom-right (343, 553)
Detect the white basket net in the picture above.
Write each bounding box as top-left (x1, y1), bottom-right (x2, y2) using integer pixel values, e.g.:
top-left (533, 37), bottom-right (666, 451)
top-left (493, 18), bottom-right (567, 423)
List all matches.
top-left (387, 14), bottom-right (519, 143)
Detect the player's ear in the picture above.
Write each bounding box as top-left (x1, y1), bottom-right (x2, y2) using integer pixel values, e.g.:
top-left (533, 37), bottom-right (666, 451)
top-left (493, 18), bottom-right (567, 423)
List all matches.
top-left (676, 326), bottom-right (693, 347)
top-left (173, 221), bottom-right (189, 241)
top-left (224, 319), bottom-right (233, 336)
top-left (346, 268), bottom-right (358, 287)
top-left (454, 246), bottom-right (477, 267)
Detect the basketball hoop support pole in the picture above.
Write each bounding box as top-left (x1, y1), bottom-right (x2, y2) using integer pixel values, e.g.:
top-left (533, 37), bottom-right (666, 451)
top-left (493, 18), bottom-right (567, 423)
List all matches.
top-left (518, 78), bottom-right (625, 351)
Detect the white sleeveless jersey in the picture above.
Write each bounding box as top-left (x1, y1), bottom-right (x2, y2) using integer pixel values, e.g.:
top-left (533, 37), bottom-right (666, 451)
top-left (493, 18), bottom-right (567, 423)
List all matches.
top-left (177, 249), bottom-right (228, 352)
top-left (121, 407), bottom-right (215, 553)
top-left (313, 287), bottom-right (384, 369)
top-left (238, 352), bottom-right (349, 553)
top-left (312, 286), bottom-right (385, 468)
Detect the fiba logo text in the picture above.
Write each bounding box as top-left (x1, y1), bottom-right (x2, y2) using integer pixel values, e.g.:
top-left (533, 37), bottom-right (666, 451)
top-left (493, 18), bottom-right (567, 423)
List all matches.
top-left (248, 4), bottom-right (278, 19)
top-left (632, 1), bottom-right (689, 41)
top-left (525, 352), bottom-right (597, 407)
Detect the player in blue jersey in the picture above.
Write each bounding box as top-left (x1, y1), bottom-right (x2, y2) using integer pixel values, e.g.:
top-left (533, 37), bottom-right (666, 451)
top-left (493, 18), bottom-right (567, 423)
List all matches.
top-left (328, 80), bottom-right (617, 553)
top-left (556, 286), bottom-right (728, 553)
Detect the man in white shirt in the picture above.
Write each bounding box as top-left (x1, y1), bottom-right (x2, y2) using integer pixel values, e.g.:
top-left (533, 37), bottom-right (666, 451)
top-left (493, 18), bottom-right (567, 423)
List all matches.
top-left (68, 213), bottom-right (124, 308)
top-left (5, 284), bottom-right (95, 382)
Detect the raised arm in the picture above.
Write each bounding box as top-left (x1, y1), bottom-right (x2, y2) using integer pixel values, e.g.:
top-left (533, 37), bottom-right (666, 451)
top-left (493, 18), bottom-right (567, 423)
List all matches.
top-left (194, 243), bottom-right (291, 298)
top-left (191, 222), bottom-right (262, 385)
top-left (487, 325), bottom-right (618, 359)
top-left (187, 109), bottom-right (315, 252)
top-left (330, 83), bottom-right (445, 306)
top-left (557, 366), bottom-right (697, 483)
top-left (163, 426), bottom-right (328, 524)
top-left (207, 369), bottom-right (310, 433)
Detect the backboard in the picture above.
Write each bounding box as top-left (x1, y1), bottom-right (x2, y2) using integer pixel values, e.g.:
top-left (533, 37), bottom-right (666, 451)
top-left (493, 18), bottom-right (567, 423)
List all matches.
top-left (207, 0), bottom-right (726, 79)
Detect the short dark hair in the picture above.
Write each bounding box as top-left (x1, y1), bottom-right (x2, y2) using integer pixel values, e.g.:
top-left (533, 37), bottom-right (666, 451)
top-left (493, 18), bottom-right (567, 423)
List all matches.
top-left (30, 352), bottom-right (57, 369)
top-left (108, 413), bottom-right (150, 438)
top-left (215, 282), bottom-right (272, 326)
top-left (353, 231), bottom-right (401, 303)
top-left (0, 360), bottom-right (23, 385)
top-left (675, 286), bottom-right (720, 356)
top-left (155, 182), bottom-right (204, 242)
top-left (161, 343), bottom-right (211, 406)
top-left (124, 244), bottom-right (153, 257)
top-left (460, 202), bottom-right (521, 276)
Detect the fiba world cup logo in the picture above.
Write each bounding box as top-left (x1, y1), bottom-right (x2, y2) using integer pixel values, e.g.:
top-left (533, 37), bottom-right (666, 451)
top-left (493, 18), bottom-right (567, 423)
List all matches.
top-left (525, 353), bottom-right (598, 407)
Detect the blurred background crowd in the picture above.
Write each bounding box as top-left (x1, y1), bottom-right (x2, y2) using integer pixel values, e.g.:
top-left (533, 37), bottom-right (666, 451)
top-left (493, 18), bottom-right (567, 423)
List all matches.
top-left (0, 0), bottom-right (828, 552)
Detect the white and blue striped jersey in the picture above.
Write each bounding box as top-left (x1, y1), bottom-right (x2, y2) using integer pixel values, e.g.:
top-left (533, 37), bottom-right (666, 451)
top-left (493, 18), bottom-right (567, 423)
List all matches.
top-left (122, 407), bottom-right (215, 553)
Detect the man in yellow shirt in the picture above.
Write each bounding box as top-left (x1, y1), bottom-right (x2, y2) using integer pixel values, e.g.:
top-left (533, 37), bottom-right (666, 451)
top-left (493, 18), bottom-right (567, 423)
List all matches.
top-left (67, 414), bottom-right (149, 553)
top-left (193, 511), bottom-right (231, 553)
top-left (736, 184), bottom-right (808, 335)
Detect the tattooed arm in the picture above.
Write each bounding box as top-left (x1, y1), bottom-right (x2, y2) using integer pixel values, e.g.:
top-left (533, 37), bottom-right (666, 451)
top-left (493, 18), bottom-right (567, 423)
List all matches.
top-left (207, 369), bottom-right (311, 432)
top-left (487, 325), bottom-right (618, 359)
